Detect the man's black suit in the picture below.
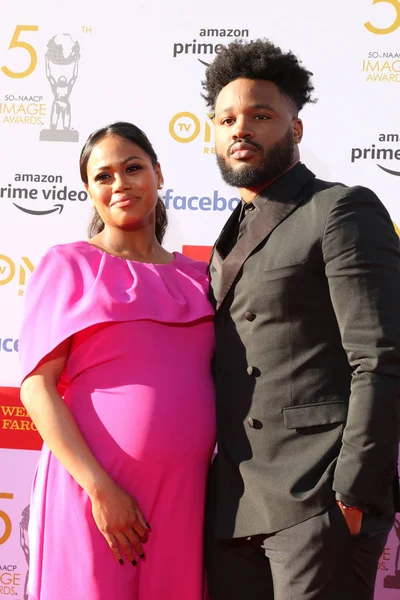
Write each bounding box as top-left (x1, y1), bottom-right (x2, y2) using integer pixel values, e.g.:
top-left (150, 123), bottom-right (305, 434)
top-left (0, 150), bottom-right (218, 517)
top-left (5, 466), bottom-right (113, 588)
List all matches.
top-left (207, 162), bottom-right (400, 599)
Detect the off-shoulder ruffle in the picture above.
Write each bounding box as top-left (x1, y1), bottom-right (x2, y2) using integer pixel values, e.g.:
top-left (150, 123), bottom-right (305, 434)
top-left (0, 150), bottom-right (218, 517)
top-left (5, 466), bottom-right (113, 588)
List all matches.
top-left (19, 241), bottom-right (213, 383)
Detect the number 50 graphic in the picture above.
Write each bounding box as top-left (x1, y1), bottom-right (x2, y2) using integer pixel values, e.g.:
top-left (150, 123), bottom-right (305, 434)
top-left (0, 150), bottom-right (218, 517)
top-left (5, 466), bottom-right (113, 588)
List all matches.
top-left (1, 25), bottom-right (38, 79)
top-left (0, 493), bottom-right (13, 545)
top-left (365, 0), bottom-right (400, 34)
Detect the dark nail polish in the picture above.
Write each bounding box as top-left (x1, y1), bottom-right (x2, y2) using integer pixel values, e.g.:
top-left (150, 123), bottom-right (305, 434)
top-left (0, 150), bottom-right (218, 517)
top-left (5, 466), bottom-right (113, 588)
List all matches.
top-left (146, 522), bottom-right (151, 530)
top-left (119, 558), bottom-right (124, 565)
top-left (140, 552), bottom-right (145, 559)
top-left (131, 560), bottom-right (137, 566)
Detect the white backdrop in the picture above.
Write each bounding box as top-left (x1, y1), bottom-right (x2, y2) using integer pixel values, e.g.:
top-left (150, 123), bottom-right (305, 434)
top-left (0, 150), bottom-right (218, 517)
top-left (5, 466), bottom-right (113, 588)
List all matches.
top-left (1, 1), bottom-right (400, 597)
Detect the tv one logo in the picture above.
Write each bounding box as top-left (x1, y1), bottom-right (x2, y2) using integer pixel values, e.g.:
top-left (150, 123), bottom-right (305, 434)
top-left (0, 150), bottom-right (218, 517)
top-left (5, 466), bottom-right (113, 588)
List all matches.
top-left (0, 255), bottom-right (34, 295)
top-left (169, 112), bottom-right (215, 154)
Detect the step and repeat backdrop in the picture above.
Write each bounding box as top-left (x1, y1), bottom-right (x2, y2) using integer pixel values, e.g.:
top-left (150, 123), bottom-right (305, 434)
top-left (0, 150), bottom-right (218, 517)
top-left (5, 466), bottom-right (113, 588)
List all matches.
top-left (0, 0), bottom-right (399, 597)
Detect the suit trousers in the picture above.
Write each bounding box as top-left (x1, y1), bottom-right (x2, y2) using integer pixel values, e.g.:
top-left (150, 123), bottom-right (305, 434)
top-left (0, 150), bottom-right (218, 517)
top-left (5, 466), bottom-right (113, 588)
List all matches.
top-left (206, 504), bottom-right (394, 600)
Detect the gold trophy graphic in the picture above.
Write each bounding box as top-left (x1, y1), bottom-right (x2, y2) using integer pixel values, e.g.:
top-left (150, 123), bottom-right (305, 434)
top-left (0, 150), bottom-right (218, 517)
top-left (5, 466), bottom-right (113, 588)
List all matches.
top-left (40, 33), bottom-right (80, 142)
top-left (19, 505), bottom-right (30, 600)
top-left (384, 518), bottom-right (400, 589)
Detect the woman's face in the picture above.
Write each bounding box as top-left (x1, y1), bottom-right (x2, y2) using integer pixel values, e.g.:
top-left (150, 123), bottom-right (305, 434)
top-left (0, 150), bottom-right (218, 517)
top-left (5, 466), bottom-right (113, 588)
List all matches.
top-left (85, 134), bottom-right (163, 231)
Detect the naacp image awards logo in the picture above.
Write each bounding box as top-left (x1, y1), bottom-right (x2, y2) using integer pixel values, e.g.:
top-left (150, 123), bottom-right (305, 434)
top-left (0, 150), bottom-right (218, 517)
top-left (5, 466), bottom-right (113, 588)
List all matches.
top-left (40, 33), bottom-right (80, 143)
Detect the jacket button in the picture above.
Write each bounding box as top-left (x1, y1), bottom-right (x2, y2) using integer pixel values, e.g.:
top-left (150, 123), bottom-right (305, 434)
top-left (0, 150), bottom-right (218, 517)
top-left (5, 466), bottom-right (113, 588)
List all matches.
top-left (245, 311), bottom-right (256, 322)
top-left (248, 417), bottom-right (254, 427)
top-left (247, 365), bottom-right (254, 376)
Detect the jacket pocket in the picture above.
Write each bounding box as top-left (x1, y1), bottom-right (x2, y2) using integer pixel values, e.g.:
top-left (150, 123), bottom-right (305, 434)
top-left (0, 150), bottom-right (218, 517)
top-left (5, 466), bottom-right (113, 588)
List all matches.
top-left (259, 263), bottom-right (304, 282)
top-left (283, 400), bottom-right (348, 429)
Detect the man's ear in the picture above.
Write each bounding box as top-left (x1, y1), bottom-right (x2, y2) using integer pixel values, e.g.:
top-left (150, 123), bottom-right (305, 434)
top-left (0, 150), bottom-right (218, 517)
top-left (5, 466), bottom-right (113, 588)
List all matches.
top-left (292, 118), bottom-right (303, 144)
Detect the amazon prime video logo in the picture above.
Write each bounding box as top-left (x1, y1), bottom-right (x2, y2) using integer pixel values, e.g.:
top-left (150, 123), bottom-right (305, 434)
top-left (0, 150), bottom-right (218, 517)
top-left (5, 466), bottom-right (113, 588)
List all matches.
top-left (351, 133), bottom-right (400, 176)
top-left (1, 173), bottom-right (88, 216)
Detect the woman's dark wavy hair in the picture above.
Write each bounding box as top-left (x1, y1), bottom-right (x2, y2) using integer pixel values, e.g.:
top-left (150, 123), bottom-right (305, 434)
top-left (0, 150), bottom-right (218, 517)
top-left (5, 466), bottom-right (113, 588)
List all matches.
top-left (80, 121), bottom-right (168, 243)
top-left (202, 39), bottom-right (316, 114)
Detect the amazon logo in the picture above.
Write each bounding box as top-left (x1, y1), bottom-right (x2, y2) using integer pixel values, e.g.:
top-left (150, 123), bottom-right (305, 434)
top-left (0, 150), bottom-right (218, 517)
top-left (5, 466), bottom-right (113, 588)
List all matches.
top-left (351, 134), bottom-right (400, 176)
top-left (1, 179), bottom-right (88, 216)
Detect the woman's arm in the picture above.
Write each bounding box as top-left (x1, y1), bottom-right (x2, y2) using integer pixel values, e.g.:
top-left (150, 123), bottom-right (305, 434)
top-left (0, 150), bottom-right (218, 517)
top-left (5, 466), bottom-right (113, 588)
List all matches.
top-left (21, 339), bottom-right (149, 565)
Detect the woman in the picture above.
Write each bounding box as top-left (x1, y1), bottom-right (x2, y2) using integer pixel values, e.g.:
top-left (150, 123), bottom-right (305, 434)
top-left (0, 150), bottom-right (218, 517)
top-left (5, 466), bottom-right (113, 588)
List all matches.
top-left (19, 122), bottom-right (216, 600)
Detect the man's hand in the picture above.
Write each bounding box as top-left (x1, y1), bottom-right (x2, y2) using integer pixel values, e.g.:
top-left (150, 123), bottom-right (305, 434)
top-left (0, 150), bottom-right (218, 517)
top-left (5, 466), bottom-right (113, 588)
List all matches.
top-left (336, 500), bottom-right (363, 535)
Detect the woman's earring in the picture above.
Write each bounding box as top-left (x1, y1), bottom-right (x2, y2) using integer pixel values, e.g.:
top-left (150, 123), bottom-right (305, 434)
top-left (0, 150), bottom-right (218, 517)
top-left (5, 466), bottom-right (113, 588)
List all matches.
top-left (158, 182), bottom-right (164, 190)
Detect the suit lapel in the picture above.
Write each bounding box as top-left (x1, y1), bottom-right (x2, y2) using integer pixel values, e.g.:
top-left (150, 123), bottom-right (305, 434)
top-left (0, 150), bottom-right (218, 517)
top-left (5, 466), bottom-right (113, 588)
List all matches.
top-left (216, 163), bottom-right (315, 310)
top-left (212, 202), bottom-right (242, 270)
top-left (209, 203), bottom-right (241, 307)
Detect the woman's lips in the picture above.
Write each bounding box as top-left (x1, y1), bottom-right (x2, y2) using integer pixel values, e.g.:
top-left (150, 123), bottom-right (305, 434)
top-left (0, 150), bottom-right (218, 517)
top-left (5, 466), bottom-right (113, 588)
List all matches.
top-left (110, 196), bottom-right (137, 208)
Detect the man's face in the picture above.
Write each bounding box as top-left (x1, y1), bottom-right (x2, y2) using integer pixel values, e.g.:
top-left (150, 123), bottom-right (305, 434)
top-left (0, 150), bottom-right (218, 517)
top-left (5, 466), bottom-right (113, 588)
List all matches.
top-left (214, 78), bottom-right (303, 189)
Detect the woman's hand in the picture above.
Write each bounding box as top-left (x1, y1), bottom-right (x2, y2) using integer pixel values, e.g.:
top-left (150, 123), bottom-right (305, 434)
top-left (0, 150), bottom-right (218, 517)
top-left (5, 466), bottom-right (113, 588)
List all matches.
top-left (20, 348), bottom-right (151, 565)
top-left (90, 482), bottom-right (151, 565)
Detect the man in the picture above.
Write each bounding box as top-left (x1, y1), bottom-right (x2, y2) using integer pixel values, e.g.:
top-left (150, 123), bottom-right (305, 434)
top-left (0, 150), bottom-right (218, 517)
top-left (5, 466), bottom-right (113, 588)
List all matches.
top-left (203, 39), bottom-right (400, 600)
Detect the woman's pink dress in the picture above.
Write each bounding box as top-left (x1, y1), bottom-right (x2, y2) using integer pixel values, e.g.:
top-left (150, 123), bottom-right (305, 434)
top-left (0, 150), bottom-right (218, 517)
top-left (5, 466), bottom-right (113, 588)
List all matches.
top-left (19, 241), bottom-right (216, 600)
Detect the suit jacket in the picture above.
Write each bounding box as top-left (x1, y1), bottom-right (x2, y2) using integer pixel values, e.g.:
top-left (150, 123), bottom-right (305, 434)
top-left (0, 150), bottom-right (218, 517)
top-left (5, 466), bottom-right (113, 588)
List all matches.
top-left (209, 162), bottom-right (400, 539)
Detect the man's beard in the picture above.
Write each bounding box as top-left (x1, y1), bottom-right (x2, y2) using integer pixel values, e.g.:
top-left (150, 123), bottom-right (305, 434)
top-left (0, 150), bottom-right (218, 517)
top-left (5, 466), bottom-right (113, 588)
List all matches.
top-left (216, 127), bottom-right (296, 188)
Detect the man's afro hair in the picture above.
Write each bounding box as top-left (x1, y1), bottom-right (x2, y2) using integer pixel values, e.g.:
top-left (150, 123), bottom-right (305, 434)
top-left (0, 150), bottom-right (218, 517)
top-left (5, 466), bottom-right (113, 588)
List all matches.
top-left (202, 39), bottom-right (316, 114)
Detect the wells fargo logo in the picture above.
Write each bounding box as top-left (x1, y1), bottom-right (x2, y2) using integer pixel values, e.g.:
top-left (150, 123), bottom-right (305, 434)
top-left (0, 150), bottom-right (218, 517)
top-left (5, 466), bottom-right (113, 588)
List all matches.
top-left (0, 254), bottom-right (34, 295)
top-left (0, 387), bottom-right (42, 450)
top-left (182, 245), bottom-right (213, 262)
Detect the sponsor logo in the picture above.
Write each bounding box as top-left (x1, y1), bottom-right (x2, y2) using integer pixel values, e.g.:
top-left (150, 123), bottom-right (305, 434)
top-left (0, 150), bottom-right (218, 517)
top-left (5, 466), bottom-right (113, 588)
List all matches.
top-left (0, 562), bottom-right (22, 597)
top-left (350, 133), bottom-right (400, 176)
top-left (362, 54), bottom-right (400, 82)
top-left (0, 338), bottom-right (19, 352)
top-left (365, 0), bottom-right (400, 36)
top-left (0, 95), bottom-right (46, 125)
top-left (0, 254), bottom-right (34, 296)
top-left (20, 504), bottom-right (30, 600)
top-left (1, 26), bottom-right (86, 138)
top-left (0, 387), bottom-right (41, 449)
top-left (0, 172), bottom-right (88, 216)
top-left (40, 33), bottom-right (81, 142)
top-left (0, 26), bottom-right (47, 126)
top-left (169, 111), bottom-right (215, 154)
top-left (0, 497), bottom-right (30, 598)
top-left (363, 1), bottom-right (400, 81)
top-left (0, 493), bottom-right (30, 598)
top-left (173, 28), bottom-right (250, 65)
top-left (163, 188), bottom-right (240, 212)
top-left (0, 494), bottom-right (13, 547)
